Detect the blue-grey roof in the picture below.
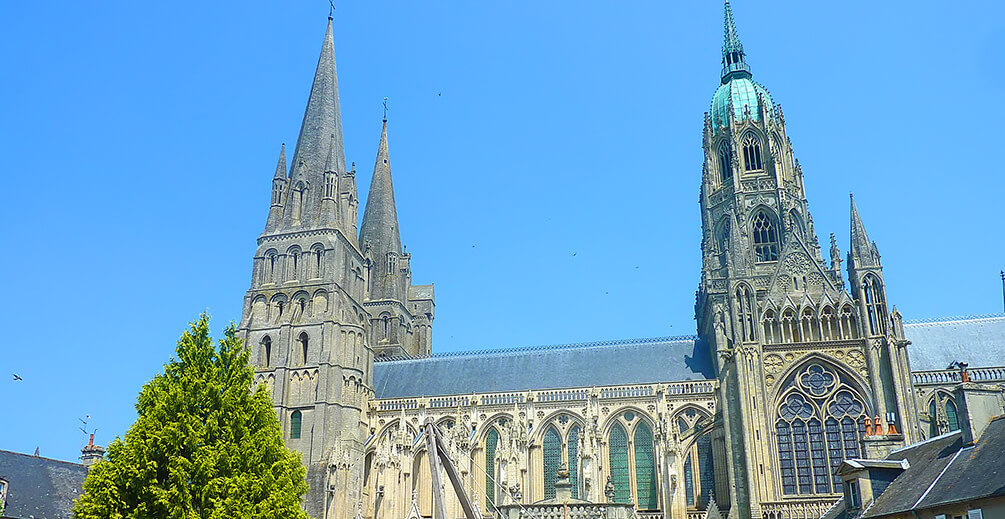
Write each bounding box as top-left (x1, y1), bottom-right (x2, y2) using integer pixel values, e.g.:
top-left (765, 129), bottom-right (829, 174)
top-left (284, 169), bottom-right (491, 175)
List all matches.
top-left (903, 314), bottom-right (1005, 371)
top-left (373, 336), bottom-right (713, 399)
top-left (0, 450), bottom-right (87, 519)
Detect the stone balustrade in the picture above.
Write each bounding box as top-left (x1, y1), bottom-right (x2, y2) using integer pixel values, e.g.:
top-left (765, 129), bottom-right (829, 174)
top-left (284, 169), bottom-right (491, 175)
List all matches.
top-left (760, 498), bottom-right (839, 519)
top-left (912, 366), bottom-right (1005, 386)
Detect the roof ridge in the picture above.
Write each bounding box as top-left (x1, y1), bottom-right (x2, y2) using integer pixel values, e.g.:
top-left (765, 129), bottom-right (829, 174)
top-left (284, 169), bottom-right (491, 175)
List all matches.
top-left (374, 334), bottom-right (698, 363)
top-left (0, 448), bottom-right (85, 467)
top-left (903, 312), bottom-right (1005, 325)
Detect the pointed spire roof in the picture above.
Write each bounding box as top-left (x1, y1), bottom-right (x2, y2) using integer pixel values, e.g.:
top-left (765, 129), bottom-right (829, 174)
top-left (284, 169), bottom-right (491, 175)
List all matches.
top-left (721, 0), bottom-right (752, 83)
top-left (288, 17), bottom-right (347, 203)
top-left (273, 143), bottom-right (287, 180)
top-left (849, 193), bottom-right (879, 268)
top-left (360, 119), bottom-right (404, 301)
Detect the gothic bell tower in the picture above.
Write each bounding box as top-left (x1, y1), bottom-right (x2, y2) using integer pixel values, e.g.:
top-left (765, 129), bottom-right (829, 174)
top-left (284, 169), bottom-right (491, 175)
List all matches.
top-left (238, 17), bottom-right (372, 519)
top-left (693, 2), bottom-right (919, 517)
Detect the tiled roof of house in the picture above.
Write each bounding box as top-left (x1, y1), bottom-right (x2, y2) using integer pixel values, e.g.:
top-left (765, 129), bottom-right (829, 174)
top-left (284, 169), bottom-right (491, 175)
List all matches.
top-left (0, 450), bottom-right (87, 519)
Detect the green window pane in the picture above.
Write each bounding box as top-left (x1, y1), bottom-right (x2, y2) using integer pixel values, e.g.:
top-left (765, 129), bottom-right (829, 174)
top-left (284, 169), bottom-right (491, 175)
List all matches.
top-left (684, 456), bottom-right (695, 507)
top-left (568, 426), bottom-right (580, 499)
top-left (543, 428), bottom-right (561, 500)
top-left (946, 400), bottom-right (960, 432)
top-left (929, 400), bottom-right (939, 437)
top-left (486, 429), bottom-right (499, 510)
top-left (634, 422), bottom-right (658, 510)
top-left (697, 433), bottom-right (715, 508)
top-left (608, 423), bottom-right (630, 504)
top-left (290, 410), bottom-right (302, 439)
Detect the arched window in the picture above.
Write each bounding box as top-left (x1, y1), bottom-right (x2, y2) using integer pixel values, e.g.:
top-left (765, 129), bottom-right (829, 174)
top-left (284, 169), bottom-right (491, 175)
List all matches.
top-left (716, 219), bottom-right (731, 254)
top-left (314, 248), bottom-right (324, 278)
top-left (298, 332), bottom-right (309, 365)
top-left (261, 336), bottom-right (272, 368)
top-left (782, 309), bottom-right (800, 342)
top-left (789, 210), bottom-right (805, 239)
top-left (634, 422), bottom-right (658, 510)
top-left (292, 183), bottom-right (305, 221)
top-left (543, 427), bottom-right (562, 500)
top-left (382, 316), bottom-right (390, 340)
top-left (775, 364), bottom-right (868, 496)
top-left (736, 286), bottom-right (755, 342)
top-left (677, 409), bottom-right (714, 510)
top-left (568, 425), bottom-right (581, 499)
top-left (821, 307), bottom-right (837, 340)
top-left (840, 305), bottom-right (858, 339)
top-left (608, 423), bottom-right (630, 503)
top-left (863, 275), bottom-right (887, 335)
top-left (929, 399), bottom-right (939, 438)
top-left (290, 410), bottom-right (302, 439)
top-left (801, 308), bottom-right (819, 342)
top-left (945, 398), bottom-right (960, 432)
top-left (763, 309), bottom-right (779, 344)
top-left (266, 252), bottom-right (277, 283)
top-left (742, 136), bottom-right (763, 171)
top-left (751, 212), bottom-right (779, 262)
top-left (717, 142), bottom-right (732, 185)
top-left (485, 429), bottom-right (499, 510)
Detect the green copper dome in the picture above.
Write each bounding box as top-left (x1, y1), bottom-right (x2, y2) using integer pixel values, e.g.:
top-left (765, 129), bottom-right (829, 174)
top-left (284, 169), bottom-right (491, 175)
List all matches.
top-left (711, 77), bottom-right (773, 131)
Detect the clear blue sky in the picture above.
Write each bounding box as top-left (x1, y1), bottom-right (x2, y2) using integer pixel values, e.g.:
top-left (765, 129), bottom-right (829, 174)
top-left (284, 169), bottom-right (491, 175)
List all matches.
top-left (1, 1), bottom-right (1003, 462)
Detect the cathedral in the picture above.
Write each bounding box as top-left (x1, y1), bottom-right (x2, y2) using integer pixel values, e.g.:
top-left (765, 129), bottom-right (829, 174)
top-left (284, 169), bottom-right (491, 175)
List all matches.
top-left (236, 4), bottom-right (1005, 519)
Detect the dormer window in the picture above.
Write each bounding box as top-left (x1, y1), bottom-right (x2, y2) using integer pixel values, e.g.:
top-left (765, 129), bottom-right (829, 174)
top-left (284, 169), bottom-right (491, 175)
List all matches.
top-left (847, 480), bottom-right (861, 508)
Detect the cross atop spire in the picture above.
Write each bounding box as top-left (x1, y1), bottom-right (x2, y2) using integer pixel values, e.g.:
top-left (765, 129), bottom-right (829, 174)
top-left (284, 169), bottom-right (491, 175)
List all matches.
top-left (721, 0), bottom-right (752, 83)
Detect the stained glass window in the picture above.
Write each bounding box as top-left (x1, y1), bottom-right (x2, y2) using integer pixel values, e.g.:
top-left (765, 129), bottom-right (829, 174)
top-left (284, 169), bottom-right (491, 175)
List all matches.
top-left (697, 433), bottom-right (715, 508)
top-left (608, 423), bottom-right (631, 504)
top-left (543, 427), bottom-right (562, 500)
top-left (775, 364), bottom-right (868, 496)
top-left (634, 422), bottom-right (658, 510)
top-left (946, 399), bottom-right (960, 432)
top-left (568, 426), bottom-right (580, 499)
top-left (929, 399), bottom-right (939, 437)
top-left (684, 456), bottom-right (695, 507)
top-left (290, 410), bottom-right (302, 439)
top-left (486, 429), bottom-right (498, 510)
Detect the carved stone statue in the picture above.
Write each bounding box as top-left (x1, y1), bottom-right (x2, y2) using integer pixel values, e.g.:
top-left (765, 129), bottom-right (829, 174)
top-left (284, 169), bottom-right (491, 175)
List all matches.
top-left (604, 475), bottom-right (616, 502)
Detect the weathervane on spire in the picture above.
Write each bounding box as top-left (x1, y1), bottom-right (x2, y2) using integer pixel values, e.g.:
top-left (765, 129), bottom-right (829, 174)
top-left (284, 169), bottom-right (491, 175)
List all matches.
top-left (383, 96), bottom-right (389, 122)
top-left (328, 0), bottom-right (335, 19)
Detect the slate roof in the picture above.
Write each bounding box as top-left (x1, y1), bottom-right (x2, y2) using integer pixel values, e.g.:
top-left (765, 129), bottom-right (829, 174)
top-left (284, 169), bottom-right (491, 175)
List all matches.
top-left (903, 314), bottom-right (1005, 371)
top-left (860, 416), bottom-right (1005, 518)
top-left (372, 336), bottom-right (713, 399)
top-left (0, 450), bottom-right (87, 519)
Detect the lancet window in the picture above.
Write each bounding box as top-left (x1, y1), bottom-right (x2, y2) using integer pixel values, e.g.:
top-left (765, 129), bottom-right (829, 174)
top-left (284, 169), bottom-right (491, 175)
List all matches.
top-left (298, 332), bottom-right (309, 365)
top-left (485, 428), bottom-right (499, 510)
top-left (742, 136), bottom-right (763, 171)
top-left (607, 414), bottom-right (658, 509)
top-left (775, 363), bottom-right (868, 496)
top-left (717, 142), bottom-right (732, 185)
top-left (736, 285), bottom-right (756, 342)
top-left (543, 427), bottom-right (562, 499)
top-left (763, 309), bottom-right (780, 344)
top-left (751, 212), bottom-right (779, 262)
top-left (677, 409), bottom-right (715, 510)
top-left (261, 336), bottom-right (272, 368)
top-left (290, 410), bottom-right (302, 439)
top-left (863, 275), bottom-right (887, 335)
top-left (542, 419), bottom-right (583, 500)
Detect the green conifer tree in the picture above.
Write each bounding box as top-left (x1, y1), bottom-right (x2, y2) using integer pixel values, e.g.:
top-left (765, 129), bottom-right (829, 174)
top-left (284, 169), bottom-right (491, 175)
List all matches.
top-left (74, 314), bottom-right (310, 519)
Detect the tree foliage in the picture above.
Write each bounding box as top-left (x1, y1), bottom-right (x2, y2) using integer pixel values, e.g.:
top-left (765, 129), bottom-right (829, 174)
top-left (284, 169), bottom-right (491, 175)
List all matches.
top-left (75, 314), bottom-right (309, 519)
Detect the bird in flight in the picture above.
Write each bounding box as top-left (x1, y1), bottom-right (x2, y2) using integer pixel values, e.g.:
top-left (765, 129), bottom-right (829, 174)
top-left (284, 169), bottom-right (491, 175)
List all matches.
top-left (13, 374), bottom-right (22, 381)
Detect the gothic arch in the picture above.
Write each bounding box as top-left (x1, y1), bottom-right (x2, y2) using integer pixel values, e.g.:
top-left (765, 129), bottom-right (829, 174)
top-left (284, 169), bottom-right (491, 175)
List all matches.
top-left (733, 281), bottom-right (757, 342)
top-left (476, 413), bottom-right (514, 444)
top-left (740, 131), bottom-right (765, 171)
top-left (749, 207), bottom-right (781, 262)
top-left (535, 410), bottom-right (586, 442)
top-left (769, 353), bottom-right (872, 407)
top-left (600, 406), bottom-right (656, 439)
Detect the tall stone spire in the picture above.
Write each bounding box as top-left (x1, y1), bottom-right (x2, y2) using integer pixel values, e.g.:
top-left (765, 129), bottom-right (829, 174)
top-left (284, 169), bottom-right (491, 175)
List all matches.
top-left (360, 118), bottom-right (404, 301)
top-left (848, 193), bottom-right (879, 268)
top-left (284, 16), bottom-right (347, 229)
top-left (721, 0), bottom-right (752, 83)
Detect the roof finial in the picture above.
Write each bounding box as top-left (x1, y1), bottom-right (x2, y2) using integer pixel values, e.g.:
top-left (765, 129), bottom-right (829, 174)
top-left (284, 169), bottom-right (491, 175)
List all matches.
top-left (383, 96), bottom-right (389, 123)
top-left (328, 0), bottom-right (335, 20)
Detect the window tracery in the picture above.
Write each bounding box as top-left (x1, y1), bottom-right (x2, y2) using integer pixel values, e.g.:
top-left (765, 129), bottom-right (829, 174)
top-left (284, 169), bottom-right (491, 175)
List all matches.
top-left (634, 422), bottom-right (658, 510)
top-left (863, 275), bottom-right (887, 335)
top-left (485, 428), bottom-right (499, 510)
top-left (676, 409), bottom-right (715, 510)
top-left (742, 136), bottom-right (763, 171)
top-left (608, 423), bottom-right (631, 504)
top-left (736, 285), bottom-right (755, 342)
top-left (543, 427), bottom-right (562, 499)
top-left (751, 212), bottom-right (779, 262)
top-left (775, 363), bottom-right (868, 496)
top-left (717, 142), bottom-right (732, 185)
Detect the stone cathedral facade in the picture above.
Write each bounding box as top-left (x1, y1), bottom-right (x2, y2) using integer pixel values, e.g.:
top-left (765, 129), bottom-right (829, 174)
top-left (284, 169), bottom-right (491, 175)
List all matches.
top-left (237, 5), bottom-right (1005, 519)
